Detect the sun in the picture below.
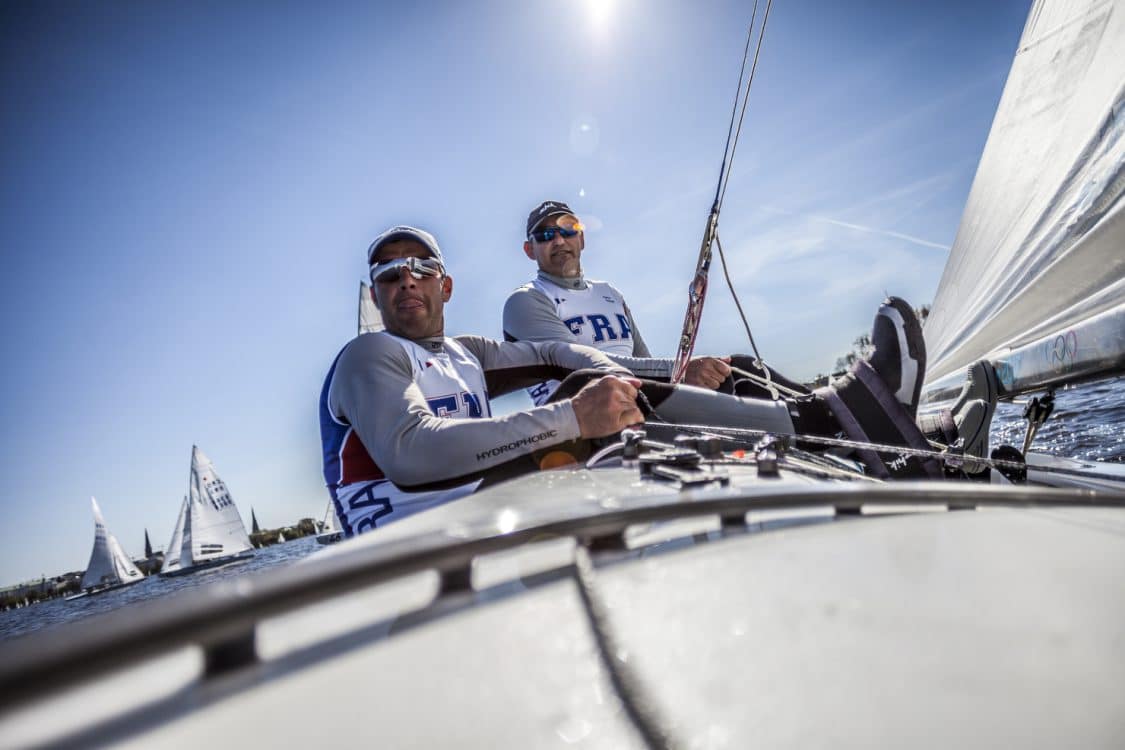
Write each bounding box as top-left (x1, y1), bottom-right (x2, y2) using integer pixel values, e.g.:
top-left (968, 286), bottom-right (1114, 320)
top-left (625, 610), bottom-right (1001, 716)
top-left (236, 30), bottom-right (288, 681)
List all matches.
top-left (583, 0), bottom-right (615, 35)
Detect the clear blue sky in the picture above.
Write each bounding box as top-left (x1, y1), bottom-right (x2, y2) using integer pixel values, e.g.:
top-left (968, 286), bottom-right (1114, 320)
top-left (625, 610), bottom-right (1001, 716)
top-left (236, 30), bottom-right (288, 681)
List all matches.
top-left (0, 0), bottom-right (1031, 583)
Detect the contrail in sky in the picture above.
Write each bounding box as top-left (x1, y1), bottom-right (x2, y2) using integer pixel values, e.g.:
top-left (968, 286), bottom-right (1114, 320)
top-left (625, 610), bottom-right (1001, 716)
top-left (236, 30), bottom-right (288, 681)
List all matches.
top-left (814, 216), bottom-right (951, 251)
top-left (763, 206), bottom-right (951, 251)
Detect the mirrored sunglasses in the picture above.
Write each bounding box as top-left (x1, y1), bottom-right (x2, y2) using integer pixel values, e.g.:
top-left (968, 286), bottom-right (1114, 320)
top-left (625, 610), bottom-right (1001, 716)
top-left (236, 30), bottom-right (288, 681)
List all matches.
top-left (370, 256), bottom-right (444, 284)
top-left (529, 216), bottom-right (584, 243)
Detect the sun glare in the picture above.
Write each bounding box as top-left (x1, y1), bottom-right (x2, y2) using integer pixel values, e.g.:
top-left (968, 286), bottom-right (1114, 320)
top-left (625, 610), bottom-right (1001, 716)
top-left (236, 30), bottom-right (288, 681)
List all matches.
top-left (583, 0), bottom-right (615, 35)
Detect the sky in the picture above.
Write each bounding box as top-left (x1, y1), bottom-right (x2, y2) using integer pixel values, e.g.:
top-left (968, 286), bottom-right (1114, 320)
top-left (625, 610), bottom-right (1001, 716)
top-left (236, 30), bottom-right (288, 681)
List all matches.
top-left (0, 0), bottom-right (1032, 584)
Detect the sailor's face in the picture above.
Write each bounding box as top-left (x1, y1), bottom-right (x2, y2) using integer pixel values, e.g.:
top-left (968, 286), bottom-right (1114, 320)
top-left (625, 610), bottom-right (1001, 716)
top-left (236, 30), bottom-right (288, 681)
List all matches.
top-left (523, 214), bottom-right (585, 278)
top-left (370, 240), bottom-right (452, 340)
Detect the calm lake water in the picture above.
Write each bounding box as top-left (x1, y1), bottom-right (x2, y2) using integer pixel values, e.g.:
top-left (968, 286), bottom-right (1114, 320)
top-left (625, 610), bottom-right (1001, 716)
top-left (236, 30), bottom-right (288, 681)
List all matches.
top-left (3, 377), bottom-right (1122, 642)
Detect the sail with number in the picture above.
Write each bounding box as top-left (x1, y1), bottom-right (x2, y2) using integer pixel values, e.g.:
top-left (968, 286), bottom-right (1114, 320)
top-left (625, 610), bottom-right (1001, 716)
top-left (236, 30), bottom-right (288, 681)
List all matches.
top-left (359, 281), bottom-right (382, 335)
top-left (79, 497), bottom-right (143, 591)
top-left (161, 447), bottom-right (253, 576)
top-left (188, 446), bottom-right (253, 563)
top-left (923, 0), bottom-right (1125, 401)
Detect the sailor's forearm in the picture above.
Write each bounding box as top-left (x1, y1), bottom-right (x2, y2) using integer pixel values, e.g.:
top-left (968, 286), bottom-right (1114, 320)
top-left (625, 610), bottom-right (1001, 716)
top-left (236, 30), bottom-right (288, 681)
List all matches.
top-left (376, 403), bottom-right (581, 486)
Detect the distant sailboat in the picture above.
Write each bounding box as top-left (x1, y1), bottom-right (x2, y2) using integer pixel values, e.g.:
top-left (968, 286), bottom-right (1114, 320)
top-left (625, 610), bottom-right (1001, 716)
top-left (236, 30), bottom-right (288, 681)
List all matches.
top-left (160, 446), bottom-right (255, 577)
top-left (358, 281), bottom-right (382, 335)
top-left (316, 500), bottom-right (343, 545)
top-left (68, 497), bottom-right (144, 600)
top-left (143, 528), bottom-right (154, 559)
top-left (251, 507), bottom-right (262, 535)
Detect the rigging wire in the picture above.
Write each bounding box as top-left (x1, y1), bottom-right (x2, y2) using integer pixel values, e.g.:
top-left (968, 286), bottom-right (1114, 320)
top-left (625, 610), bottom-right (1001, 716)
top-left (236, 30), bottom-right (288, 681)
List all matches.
top-left (714, 231), bottom-right (760, 359)
top-left (671, 0), bottom-right (775, 383)
top-left (717, 0), bottom-right (774, 213)
top-left (711, 0), bottom-right (759, 209)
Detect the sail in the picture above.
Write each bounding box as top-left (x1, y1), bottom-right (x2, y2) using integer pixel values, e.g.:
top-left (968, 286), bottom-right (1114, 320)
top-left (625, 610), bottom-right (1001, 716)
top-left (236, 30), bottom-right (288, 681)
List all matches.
top-left (144, 528), bottom-right (153, 559)
top-left (923, 0), bottom-right (1125, 399)
top-left (358, 281), bottom-right (383, 335)
top-left (322, 500), bottom-right (341, 534)
top-left (80, 497), bottom-right (143, 590)
top-left (160, 496), bottom-right (192, 574)
top-left (251, 507), bottom-right (261, 535)
top-left (188, 446), bottom-right (253, 563)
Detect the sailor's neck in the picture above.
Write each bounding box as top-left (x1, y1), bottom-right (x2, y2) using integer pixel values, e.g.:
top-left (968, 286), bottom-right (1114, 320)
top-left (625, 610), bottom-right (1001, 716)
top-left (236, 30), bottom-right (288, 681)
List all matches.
top-left (384, 331), bottom-right (446, 352)
top-left (538, 269), bottom-right (588, 290)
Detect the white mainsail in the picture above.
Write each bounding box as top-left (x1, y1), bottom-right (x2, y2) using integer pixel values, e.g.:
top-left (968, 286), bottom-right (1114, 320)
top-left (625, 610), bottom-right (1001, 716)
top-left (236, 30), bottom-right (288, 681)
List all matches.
top-left (924, 0), bottom-right (1125, 398)
top-left (79, 497), bottom-right (143, 590)
top-left (316, 500), bottom-right (343, 544)
top-left (160, 496), bottom-right (192, 575)
top-left (321, 500), bottom-right (341, 534)
top-left (188, 446), bottom-right (253, 563)
top-left (359, 281), bottom-right (383, 335)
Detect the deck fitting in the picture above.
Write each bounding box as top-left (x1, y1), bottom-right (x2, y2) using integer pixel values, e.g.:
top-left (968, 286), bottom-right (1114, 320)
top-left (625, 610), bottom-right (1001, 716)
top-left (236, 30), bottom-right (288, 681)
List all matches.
top-left (203, 629), bottom-right (257, 677)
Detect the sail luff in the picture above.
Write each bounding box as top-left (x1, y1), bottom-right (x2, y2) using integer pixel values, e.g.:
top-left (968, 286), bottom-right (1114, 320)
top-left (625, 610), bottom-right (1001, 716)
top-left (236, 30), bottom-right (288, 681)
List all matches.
top-left (161, 495), bottom-right (191, 574)
top-left (924, 0), bottom-right (1125, 395)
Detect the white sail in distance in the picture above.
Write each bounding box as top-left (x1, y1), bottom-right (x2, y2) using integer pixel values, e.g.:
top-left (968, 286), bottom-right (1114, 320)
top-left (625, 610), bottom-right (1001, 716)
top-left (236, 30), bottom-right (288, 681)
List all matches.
top-left (160, 496), bottom-right (192, 575)
top-left (316, 499), bottom-right (343, 544)
top-left (188, 446), bottom-right (253, 563)
top-left (924, 0), bottom-right (1125, 397)
top-left (358, 281), bottom-right (383, 335)
top-left (321, 500), bottom-right (341, 534)
top-left (80, 497), bottom-right (143, 590)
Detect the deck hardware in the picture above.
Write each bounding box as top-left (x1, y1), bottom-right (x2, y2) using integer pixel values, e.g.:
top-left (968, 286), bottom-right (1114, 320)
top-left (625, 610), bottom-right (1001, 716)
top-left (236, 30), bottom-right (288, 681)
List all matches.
top-left (674, 434), bottom-right (723, 459)
top-left (621, 428), bottom-right (646, 461)
top-left (990, 445), bottom-right (1028, 483)
top-left (438, 567), bottom-right (473, 595)
top-left (753, 435), bottom-right (785, 478)
top-left (720, 511), bottom-right (748, 529)
top-left (1021, 390), bottom-right (1055, 455)
top-left (203, 628), bottom-right (257, 677)
top-left (584, 533), bottom-right (628, 552)
top-left (646, 463), bottom-right (729, 487)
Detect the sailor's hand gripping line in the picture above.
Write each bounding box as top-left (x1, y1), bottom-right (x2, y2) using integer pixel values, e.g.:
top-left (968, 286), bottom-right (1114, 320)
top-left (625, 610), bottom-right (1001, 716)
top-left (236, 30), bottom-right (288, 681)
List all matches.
top-left (671, 0), bottom-right (775, 386)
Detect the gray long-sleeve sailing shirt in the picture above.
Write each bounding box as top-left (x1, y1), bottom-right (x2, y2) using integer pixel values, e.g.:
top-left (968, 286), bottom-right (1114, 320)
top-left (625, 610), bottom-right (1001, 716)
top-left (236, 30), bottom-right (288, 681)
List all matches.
top-left (322, 331), bottom-right (629, 490)
top-left (503, 270), bottom-right (673, 403)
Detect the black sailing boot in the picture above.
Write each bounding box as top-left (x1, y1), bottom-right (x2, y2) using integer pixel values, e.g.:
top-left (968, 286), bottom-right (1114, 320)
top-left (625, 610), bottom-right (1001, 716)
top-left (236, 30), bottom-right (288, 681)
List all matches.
top-left (812, 297), bottom-right (942, 479)
top-left (918, 359), bottom-right (999, 474)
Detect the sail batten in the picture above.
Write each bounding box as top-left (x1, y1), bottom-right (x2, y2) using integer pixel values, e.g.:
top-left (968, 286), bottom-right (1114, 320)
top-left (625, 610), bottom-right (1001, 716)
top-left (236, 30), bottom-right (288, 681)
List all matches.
top-left (924, 0), bottom-right (1125, 396)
